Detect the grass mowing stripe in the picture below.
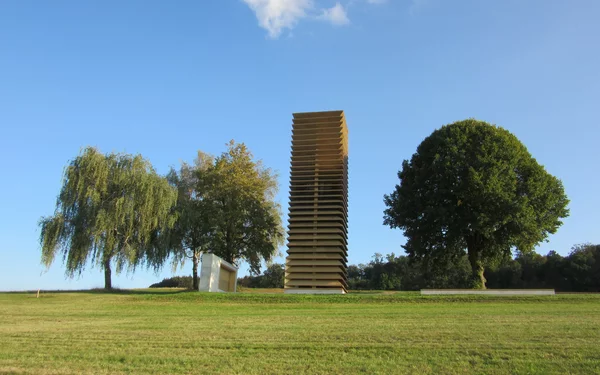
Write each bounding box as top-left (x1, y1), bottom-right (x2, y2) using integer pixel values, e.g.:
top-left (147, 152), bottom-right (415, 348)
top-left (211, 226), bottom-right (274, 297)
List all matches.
top-left (0, 291), bottom-right (599, 374)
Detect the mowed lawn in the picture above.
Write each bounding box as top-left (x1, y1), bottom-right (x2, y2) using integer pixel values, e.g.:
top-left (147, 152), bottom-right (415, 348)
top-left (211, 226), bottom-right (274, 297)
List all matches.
top-left (1, 291), bottom-right (599, 374)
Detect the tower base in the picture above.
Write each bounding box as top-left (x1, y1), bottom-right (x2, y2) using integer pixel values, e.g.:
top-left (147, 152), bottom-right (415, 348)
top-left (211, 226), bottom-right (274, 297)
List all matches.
top-left (284, 288), bottom-right (346, 295)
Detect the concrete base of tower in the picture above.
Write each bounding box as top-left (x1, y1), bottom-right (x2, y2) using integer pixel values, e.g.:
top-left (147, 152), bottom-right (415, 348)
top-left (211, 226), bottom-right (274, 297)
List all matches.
top-left (284, 288), bottom-right (346, 295)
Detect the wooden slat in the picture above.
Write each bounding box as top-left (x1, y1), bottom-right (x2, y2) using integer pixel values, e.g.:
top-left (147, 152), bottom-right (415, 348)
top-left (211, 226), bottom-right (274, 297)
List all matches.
top-left (285, 279), bottom-right (344, 287)
top-left (286, 266), bottom-right (345, 273)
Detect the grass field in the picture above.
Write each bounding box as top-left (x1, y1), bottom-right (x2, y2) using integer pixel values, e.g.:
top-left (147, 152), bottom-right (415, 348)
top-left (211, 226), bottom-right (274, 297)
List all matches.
top-left (1, 290), bottom-right (599, 374)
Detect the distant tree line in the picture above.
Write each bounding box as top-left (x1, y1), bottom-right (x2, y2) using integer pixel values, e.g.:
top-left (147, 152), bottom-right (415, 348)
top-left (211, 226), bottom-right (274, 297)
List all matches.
top-left (347, 244), bottom-right (600, 292)
top-left (237, 264), bottom-right (285, 289)
top-left (149, 276), bottom-right (193, 289)
top-left (148, 264), bottom-right (284, 289)
top-left (149, 243), bottom-right (598, 292)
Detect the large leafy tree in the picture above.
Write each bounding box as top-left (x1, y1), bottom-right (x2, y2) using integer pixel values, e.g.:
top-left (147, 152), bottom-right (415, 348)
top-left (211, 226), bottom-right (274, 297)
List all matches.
top-left (166, 141), bottom-right (285, 287)
top-left (383, 119), bottom-right (569, 288)
top-left (166, 151), bottom-right (215, 290)
top-left (39, 147), bottom-right (178, 289)
top-left (201, 141), bottom-right (285, 274)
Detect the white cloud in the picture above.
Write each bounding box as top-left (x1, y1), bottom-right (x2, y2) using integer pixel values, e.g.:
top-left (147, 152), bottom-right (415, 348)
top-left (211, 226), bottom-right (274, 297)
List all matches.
top-left (319, 3), bottom-right (350, 26)
top-left (242, 0), bottom-right (314, 38)
top-left (410, 0), bottom-right (430, 15)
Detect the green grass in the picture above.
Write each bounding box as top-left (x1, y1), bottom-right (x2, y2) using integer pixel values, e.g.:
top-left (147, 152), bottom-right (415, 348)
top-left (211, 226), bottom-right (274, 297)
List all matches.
top-left (1, 290), bottom-right (599, 374)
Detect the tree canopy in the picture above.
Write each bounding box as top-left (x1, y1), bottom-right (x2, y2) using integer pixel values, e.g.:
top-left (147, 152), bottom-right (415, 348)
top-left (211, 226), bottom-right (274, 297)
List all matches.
top-left (39, 147), bottom-right (178, 289)
top-left (165, 141), bottom-right (285, 287)
top-left (383, 119), bottom-right (569, 288)
top-left (198, 141), bottom-right (285, 274)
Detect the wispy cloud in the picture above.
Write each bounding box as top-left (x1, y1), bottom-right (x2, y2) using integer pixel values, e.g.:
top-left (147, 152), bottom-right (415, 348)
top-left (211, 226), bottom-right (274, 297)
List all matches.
top-left (242, 0), bottom-right (314, 38)
top-left (242, 0), bottom-right (351, 38)
top-left (319, 3), bottom-right (350, 26)
top-left (409, 0), bottom-right (430, 15)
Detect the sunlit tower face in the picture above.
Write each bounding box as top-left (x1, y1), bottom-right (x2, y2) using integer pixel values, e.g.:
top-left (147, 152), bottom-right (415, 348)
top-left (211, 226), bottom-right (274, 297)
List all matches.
top-left (284, 111), bottom-right (349, 294)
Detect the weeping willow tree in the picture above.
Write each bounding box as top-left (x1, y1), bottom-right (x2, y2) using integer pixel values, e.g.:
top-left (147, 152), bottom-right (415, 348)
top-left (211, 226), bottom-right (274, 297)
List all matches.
top-left (39, 147), bottom-right (178, 289)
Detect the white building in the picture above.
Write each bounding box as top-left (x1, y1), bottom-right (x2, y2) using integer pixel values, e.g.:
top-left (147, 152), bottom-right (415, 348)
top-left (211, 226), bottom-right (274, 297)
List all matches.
top-left (198, 253), bottom-right (238, 292)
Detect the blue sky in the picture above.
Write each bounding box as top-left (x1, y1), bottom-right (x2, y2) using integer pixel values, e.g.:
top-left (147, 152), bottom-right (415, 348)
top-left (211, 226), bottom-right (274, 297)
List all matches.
top-left (1, 0), bottom-right (599, 291)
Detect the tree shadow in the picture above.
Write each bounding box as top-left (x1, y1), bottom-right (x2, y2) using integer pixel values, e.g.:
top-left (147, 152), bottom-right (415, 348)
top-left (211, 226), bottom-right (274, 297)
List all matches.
top-left (89, 288), bottom-right (192, 295)
top-left (3, 288), bottom-right (192, 295)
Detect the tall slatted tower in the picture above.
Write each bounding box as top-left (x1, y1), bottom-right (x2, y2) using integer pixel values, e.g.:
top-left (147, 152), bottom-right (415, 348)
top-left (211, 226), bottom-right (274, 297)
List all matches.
top-left (284, 110), bottom-right (349, 294)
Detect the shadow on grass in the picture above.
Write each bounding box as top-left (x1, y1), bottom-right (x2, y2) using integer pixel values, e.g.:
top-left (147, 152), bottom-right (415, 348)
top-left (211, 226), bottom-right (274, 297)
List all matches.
top-left (3, 288), bottom-right (191, 296)
top-left (89, 288), bottom-right (192, 295)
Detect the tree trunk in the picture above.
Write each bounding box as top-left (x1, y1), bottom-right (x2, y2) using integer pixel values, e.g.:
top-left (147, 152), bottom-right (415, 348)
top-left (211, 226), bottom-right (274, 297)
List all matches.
top-left (466, 237), bottom-right (486, 289)
top-left (225, 228), bottom-right (235, 265)
top-left (103, 258), bottom-right (112, 290)
top-left (192, 252), bottom-right (199, 290)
